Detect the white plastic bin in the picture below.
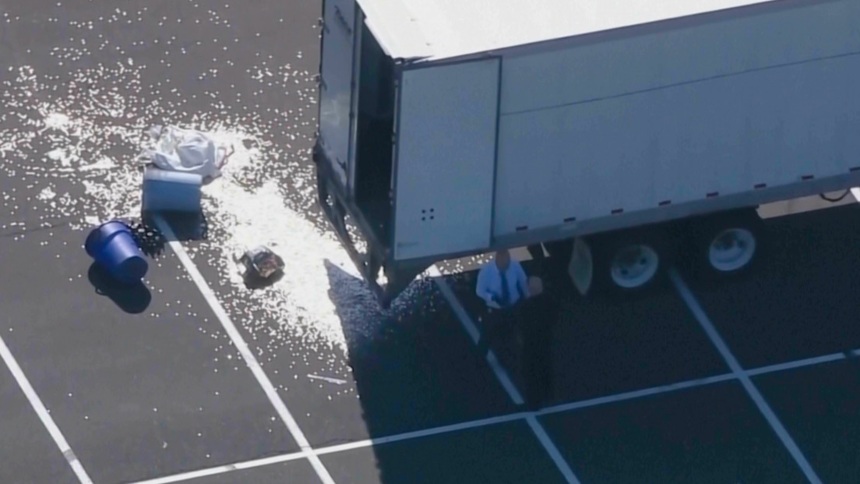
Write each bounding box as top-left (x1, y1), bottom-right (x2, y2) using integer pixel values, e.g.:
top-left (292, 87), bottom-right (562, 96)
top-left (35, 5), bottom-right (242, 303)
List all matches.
top-left (142, 167), bottom-right (203, 213)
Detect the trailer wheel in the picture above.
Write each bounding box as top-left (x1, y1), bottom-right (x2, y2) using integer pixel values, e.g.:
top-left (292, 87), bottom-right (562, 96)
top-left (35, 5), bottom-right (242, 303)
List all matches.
top-left (708, 227), bottom-right (756, 272)
top-left (584, 229), bottom-right (671, 297)
top-left (685, 209), bottom-right (764, 279)
top-left (609, 243), bottom-right (660, 289)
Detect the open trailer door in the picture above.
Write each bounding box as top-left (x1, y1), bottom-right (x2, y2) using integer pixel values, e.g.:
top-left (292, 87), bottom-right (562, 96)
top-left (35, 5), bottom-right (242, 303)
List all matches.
top-left (392, 58), bottom-right (501, 261)
top-left (317, 0), bottom-right (360, 193)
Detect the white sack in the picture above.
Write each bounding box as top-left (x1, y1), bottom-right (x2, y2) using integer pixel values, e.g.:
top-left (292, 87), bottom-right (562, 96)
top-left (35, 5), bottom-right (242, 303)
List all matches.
top-left (138, 125), bottom-right (231, 181)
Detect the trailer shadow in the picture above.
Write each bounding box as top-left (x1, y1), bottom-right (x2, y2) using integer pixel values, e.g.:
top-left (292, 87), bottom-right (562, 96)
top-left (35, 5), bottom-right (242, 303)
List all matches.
top-left (323, 259), bottom-right (516, 481)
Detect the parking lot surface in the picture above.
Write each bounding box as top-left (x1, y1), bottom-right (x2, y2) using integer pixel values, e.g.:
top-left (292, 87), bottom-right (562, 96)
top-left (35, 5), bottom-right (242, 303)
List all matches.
top-left (1, 1), bottom-right (859, 483)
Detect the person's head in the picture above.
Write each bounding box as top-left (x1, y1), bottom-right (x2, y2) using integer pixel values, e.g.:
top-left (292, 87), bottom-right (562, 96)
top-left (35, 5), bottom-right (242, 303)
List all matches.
top-left (494, 249), bottom-right (511, 271)
top-left (528, 276), bottom-right (543, 297)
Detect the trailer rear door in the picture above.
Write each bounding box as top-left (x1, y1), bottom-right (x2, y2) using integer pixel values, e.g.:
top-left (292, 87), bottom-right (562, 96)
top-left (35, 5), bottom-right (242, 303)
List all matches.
top-left (392, 59), bottom-right (500, 261)
top-left (318, 0), bottom-right (360, 192)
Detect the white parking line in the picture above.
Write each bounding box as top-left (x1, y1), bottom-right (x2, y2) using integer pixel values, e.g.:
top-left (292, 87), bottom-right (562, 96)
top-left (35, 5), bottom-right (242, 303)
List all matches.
top-left (314, 411), bottom-right (529, 456)
top-left (669, 269), bottom-right (823, 484)
top-left (745, 352), bottom-right (846, 376)
top-left (129, 338), bottom-right (856, 484)
top-left (428, 267), bottom-right (582, 484)
top-left (129, 450), bottom-right (313, 484)
top-left (124, 249), bottom-right (855, 484)
top-left (538, 373), bottom-right (736, 416)
top-left (0, 333), bottom-right (93, 483)
top-left (129, 374), bottom-right (729, 483)
top-left (153, 215), bottom-right (336, 484)
top-left (523, 416), bottom-right (581, 483)
top-left (130, 412), bottom-right (530, 484)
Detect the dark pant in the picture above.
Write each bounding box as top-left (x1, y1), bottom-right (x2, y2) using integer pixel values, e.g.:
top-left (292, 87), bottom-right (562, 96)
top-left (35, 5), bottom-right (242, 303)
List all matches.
top-left (521, 321), bottom-right (553, 408)
top-left (481, 294), bottom-right (556, 409)
top-left (476, 305), bottom-right (520, 354)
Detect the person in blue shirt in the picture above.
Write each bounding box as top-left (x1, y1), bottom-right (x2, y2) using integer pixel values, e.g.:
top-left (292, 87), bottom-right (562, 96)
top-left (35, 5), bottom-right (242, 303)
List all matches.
top-left (475, 249), bottom-right (529, 354)
top-left (477, 253), bottom-right (561, 409)
top-left (475, 249), bottom-right (529, 310)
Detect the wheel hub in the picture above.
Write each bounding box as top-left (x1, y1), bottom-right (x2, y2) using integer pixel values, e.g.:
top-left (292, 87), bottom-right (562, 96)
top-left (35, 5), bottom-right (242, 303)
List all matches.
top-left (708, 228), bottom-right (756, 272)
top-left (610, 244), bottom-right (659, 289)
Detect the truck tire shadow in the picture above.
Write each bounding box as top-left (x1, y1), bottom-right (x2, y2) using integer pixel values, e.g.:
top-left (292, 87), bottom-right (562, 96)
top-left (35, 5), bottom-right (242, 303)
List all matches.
top-left (87, 263), bottom-right (152, 314)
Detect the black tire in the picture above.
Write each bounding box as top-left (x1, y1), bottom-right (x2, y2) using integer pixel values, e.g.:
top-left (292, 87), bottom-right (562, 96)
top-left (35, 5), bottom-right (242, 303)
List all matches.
top-left (680, 209), bottom-right (765, 282)
top-left (588, 228), bottom-right (673, 298)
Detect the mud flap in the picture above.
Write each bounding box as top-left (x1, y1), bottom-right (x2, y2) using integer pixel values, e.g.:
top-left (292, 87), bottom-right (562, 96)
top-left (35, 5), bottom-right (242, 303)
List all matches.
top-left (568, 237), bottom-right (593, 296)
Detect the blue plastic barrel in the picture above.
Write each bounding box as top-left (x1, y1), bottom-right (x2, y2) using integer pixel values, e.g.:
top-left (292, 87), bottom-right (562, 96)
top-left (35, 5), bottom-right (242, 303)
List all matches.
top-left (84, 221), bottom-right (149, 284)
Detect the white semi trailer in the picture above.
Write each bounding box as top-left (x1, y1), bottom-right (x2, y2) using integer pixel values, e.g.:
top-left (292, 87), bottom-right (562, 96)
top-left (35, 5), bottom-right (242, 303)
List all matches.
top-left (312, 0), bottom-right (860, 307)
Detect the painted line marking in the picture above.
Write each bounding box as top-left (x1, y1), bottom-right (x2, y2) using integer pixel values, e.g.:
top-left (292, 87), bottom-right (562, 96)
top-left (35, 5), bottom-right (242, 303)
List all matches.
top-left (524, 415), bottom-right (581, 483)
top-left (0, 333), bottom-right (93, 483)
top-left (538, 373), bottom-right (736, 415)
top-left (129, 339), bottom-right (856, 484)
top-left (153, 215), bottom-right (336, 484)
top-left (315, 411), bottom-right (529, 456)
top-left (126, 254), bottom-right (860, 484)
top-left (745, 352), bottom-right (845, 377)
top-left (428, 266), bottom-right (581, 484)
top-left (129, 451), bottom-right (313, 484)
top-left (130, 413), bottom-right (529, 484)
top-left (670, 269), bottom-right (823, 484)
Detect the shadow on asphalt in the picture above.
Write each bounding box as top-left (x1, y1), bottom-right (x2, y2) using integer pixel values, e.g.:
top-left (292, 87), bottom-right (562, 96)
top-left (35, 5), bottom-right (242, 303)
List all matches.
top-left (145, 210), bottom-right (209, 242)
top-left (323, 259), bottom-right (520, 482)
top-left (87, 262), bottom-right (152, 314)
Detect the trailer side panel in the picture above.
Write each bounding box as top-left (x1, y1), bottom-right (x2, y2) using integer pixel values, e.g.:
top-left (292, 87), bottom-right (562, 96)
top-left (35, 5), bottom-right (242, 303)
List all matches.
top-left (492, 0), bottom-right (860, 237)
top-left (392, 59), bottom-right (500, 260)
top-left (499, 0), bottom-right (859, 115)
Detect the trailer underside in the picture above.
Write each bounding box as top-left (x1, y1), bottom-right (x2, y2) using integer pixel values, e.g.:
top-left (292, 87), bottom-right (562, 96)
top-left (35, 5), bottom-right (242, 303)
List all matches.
top-left (314, 136), bottom-right (860, 307)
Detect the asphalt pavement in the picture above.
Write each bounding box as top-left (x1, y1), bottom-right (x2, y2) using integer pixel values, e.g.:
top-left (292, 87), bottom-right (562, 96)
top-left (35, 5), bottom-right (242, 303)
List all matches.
top-left (1, 1), bottom-right (860, 483)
